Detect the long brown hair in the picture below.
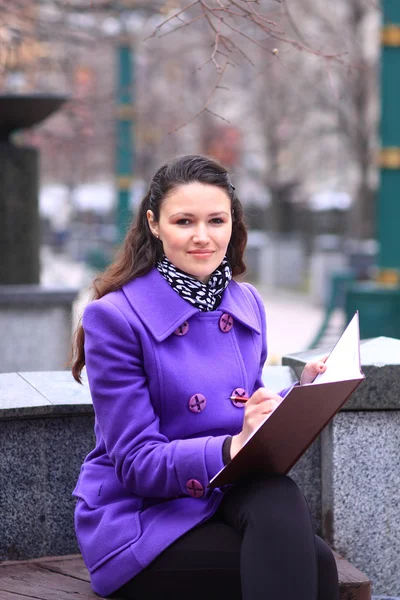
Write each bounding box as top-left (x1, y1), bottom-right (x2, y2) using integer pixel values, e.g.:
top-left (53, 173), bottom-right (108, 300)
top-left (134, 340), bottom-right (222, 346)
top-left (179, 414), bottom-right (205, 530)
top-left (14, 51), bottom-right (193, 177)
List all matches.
top-left (71, 154), bottom-right (248, 382)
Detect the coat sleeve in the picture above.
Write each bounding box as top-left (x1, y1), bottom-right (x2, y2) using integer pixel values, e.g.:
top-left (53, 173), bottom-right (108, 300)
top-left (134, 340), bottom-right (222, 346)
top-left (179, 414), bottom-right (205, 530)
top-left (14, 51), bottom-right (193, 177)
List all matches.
top-left (83, 299), bottom-right (227, 498)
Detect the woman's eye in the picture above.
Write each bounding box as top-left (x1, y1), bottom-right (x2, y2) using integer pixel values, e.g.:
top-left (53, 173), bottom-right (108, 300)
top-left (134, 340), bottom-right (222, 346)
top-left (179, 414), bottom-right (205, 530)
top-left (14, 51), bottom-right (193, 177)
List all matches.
top-left (210, 218), bottom-right (224, 224)
top-left (176, 218), bottom-right (191, 225)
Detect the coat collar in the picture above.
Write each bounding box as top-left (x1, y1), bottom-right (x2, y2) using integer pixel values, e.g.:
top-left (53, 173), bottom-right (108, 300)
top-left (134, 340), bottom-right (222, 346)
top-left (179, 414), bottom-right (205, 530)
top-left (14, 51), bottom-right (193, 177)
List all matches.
top-left (122, 268), bottom-right (261, 342)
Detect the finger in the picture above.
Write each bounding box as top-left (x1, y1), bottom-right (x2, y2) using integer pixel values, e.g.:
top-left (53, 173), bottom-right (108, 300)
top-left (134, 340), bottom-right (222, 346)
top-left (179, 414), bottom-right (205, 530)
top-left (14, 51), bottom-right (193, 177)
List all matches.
top-left (259, 389), bottom-right (281, 402)
top-left (250, 388), bottom-right (277, 404)
top-left (259, 399), bottom-right (280, 414)
top-left (246, 398), bottom-right (278, 416)
top-left (262, 402), bottom-right (278, 415)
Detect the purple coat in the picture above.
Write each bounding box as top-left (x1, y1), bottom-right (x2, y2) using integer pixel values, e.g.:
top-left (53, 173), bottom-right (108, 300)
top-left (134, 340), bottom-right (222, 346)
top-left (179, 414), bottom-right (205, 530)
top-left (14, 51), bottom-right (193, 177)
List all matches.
top-left (73, 268), bottom-right (269, 596)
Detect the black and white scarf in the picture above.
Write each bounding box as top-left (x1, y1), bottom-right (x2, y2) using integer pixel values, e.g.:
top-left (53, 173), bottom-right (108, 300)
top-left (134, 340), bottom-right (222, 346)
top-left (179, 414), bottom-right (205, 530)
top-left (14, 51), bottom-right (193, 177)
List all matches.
top-left (156, 256), bottom-right (232, 311)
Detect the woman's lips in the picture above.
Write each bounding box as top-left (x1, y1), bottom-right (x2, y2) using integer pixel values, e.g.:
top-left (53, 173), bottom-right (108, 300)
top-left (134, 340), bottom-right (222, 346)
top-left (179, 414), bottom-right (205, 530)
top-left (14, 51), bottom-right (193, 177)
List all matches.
top-left (188, 250), bottom-right (214, 258)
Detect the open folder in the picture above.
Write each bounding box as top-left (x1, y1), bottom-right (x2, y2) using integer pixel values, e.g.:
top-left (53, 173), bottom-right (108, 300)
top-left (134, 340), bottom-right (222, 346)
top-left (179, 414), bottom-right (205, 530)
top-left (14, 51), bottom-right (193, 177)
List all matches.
top-left (209, 312), bottom-right (365, 489)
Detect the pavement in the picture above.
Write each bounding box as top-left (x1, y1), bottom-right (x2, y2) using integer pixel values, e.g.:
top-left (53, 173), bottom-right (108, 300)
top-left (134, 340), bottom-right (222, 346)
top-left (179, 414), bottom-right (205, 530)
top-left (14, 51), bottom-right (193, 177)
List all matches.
top-left (40, 246), bottom-right (343, 362)
top-left (256, 283), bottom-right (340, 362)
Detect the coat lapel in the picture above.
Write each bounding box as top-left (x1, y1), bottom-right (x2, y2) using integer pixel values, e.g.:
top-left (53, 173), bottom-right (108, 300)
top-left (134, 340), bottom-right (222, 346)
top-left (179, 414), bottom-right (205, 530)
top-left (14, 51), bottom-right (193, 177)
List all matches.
top-left (122, 268), bottom-right (261, 341)
top-left (218, 281), bottom-right (261, 335)
top-left (122, 269), bottom-right (198, 342)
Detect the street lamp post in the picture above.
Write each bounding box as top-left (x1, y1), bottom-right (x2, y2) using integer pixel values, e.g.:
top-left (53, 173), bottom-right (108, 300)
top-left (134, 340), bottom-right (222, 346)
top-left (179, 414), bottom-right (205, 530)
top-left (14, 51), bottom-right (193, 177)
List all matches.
top-left (377, 2), bottom-right (400, 280)
top-left (345, 1), bottom-right (400, 337)
top-left (115, 36), bottom-right (134, 244)
top-left (113, 1), bottom-right (164, 244)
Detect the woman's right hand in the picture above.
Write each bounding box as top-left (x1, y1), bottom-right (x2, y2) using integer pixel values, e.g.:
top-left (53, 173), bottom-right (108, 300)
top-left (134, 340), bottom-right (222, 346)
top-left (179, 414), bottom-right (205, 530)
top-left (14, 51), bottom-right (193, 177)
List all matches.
top-left (230, 387), bottom-right (282, 459)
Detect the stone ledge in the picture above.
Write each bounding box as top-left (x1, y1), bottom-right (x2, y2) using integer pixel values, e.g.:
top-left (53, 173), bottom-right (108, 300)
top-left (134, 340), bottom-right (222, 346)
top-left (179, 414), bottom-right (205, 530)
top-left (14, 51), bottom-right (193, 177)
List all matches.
top-left (283, 336), bottom-right (400, 409)
top-left (0, 366), bottom-right (298, 420)
top-left (0, 285), bottom-right (79, 306)
top-left (0, 371), bottom-right (92, 420)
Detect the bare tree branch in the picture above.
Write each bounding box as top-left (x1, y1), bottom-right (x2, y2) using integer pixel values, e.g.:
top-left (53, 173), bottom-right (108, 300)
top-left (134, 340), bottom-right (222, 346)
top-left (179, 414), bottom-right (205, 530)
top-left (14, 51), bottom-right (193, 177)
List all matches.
top-left (170, 62), bottom-right (229, 132)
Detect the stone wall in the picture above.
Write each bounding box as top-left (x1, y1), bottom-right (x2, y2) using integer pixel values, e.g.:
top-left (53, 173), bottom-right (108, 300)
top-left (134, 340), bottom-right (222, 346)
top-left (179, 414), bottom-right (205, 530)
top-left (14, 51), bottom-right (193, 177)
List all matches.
top-left (2, 348), bottom-right (399, 596)
top-left (283, 336), bottom-right (400, 596)
top-left (0, 372), bottom-right (93, 560)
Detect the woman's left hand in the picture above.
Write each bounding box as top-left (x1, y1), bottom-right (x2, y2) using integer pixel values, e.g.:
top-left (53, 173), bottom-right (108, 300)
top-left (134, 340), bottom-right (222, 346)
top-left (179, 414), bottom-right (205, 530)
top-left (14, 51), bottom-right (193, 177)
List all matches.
top-left (300, 356), bottom-right (328, 385)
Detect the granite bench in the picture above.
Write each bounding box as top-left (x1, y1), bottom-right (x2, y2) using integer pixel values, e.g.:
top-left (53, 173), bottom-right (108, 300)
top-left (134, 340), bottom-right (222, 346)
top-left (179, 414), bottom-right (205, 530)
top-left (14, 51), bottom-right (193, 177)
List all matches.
top-left (0, 553), bottom-right (371, 599)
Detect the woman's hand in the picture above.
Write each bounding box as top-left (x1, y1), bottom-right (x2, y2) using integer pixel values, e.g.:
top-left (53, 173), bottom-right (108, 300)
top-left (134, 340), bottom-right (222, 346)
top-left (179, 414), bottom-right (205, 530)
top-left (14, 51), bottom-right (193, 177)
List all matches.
top-left (300, 356), bottom-right (328, 385)
top-left (230, 387), bottom-right (283, 459)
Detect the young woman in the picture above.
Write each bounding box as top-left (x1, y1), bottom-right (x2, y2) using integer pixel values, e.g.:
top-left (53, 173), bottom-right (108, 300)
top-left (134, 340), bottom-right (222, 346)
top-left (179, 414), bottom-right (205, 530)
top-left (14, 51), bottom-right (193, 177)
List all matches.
top-left (71, 154), bottom-right (338, 600)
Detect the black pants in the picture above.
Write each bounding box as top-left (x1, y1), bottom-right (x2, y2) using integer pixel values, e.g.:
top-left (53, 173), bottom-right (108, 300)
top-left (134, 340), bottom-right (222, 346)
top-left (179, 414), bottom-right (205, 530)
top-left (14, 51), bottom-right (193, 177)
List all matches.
top-left (114, 475), bottom-right (339, 600)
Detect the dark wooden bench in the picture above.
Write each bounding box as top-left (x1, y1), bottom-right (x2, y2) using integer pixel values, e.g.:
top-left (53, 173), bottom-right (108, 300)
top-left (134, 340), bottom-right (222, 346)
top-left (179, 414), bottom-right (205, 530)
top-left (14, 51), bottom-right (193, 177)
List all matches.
top-left (0, 552), bottom-right (371, 599)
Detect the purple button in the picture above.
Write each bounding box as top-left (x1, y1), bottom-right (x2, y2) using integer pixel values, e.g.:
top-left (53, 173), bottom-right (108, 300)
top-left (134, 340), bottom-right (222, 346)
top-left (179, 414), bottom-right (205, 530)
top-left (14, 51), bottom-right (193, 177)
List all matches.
top-left (219, 313), bottom-right (233, 332)
top-left (231, 387), bottom-right (247, 408)
top-left (174, 321), bottom-right (189, 336)
top-left (189, 393), bottom-right (207, 413)
top-left (185, 479), bottom-right (204, 498)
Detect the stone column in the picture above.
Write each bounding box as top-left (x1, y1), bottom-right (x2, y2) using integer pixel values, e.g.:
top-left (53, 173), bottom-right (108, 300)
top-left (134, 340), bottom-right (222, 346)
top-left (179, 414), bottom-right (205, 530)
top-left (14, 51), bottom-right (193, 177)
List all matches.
top-left (0, 143), bottom-right (40, 284)
top-left (283, 337), bottom-right (400, 596)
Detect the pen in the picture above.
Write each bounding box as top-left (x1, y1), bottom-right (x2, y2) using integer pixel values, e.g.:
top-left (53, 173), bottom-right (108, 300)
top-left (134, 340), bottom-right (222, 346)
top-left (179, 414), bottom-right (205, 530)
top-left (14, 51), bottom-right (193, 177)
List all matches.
top-left (229, 395), bottom-right (250, 404)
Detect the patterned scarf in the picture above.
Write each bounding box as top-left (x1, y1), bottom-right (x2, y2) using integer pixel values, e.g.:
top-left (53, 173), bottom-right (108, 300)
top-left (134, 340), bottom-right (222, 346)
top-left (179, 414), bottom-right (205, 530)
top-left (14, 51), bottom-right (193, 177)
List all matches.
top-left (156, 255), bottom-right (232, 312)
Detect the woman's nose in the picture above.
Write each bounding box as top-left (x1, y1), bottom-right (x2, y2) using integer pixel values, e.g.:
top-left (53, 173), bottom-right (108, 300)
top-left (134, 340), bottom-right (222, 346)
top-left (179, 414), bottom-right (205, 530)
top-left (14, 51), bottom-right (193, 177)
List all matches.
top-left (192, 223), bottom-right (209, 243)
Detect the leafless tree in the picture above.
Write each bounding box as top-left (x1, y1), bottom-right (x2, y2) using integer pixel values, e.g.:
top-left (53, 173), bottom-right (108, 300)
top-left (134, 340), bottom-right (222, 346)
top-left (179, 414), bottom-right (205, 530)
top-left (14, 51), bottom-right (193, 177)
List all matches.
top-left (284, 0), bottom-right (380, 239)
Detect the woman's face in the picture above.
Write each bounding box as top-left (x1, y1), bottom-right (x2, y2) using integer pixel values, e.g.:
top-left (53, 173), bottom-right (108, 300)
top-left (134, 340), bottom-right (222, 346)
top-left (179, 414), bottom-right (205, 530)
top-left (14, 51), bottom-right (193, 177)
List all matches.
top-left (147, 182), bottom-right (232, 283)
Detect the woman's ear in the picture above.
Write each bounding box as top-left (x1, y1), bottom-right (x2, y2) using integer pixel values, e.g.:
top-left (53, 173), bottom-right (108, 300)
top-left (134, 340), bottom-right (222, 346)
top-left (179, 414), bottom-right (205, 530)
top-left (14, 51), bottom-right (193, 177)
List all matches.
top-left (146, 210), bottom-right (160, 239)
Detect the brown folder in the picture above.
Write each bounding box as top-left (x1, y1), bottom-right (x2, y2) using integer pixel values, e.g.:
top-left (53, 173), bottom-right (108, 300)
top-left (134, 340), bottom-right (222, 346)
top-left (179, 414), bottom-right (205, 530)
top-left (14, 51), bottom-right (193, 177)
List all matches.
top-left (209, 313), bottom-right (364, 489)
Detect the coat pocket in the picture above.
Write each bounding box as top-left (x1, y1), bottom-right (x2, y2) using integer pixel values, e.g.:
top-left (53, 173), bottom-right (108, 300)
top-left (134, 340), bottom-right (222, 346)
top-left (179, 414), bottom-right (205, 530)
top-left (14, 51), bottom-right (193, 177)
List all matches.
top-left (73, 467), bottom-right (142, 572)
top-left (73, 464), bottom-right (137, 507)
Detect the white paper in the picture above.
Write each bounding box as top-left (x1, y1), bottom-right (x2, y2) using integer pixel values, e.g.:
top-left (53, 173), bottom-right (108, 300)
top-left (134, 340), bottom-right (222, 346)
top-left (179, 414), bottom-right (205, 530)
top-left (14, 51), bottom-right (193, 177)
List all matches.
top-left (312, 312), bottom-right (362, 384)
